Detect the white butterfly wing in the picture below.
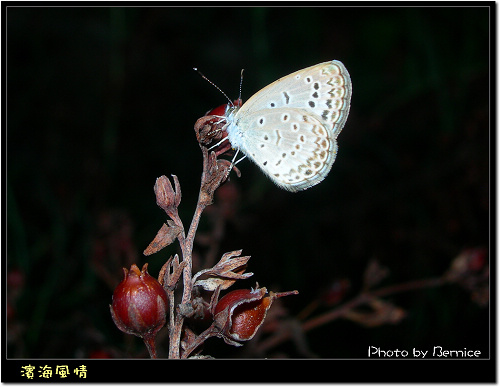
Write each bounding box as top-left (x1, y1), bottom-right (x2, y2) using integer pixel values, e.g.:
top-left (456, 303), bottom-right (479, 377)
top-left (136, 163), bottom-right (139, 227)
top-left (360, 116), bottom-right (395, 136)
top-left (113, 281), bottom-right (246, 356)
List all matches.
top-left (225, 60), bottom-right (351, 191)
top-left (231, 108), bottom-right (338, 192)
top-left (237, 60), bottom-right (352, 138)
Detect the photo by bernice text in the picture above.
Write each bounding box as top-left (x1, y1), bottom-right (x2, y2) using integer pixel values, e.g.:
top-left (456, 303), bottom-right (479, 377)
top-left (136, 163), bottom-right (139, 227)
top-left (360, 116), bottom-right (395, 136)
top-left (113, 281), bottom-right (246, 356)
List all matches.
top-left (368, 346), bottom-right (482, 358)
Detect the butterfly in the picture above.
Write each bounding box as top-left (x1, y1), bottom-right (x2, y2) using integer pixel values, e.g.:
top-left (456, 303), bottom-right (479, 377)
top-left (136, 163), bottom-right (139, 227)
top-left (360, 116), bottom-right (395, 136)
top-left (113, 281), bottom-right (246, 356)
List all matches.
top-left (198, 60), bottom-right (352, 192)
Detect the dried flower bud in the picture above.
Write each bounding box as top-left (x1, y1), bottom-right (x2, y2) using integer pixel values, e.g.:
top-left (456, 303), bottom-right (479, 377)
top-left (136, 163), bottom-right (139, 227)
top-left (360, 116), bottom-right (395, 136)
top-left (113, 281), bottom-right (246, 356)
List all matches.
top-left (154, 175), bottom-right (181, 216)
top-left (213, 286), bottom-right (298, 345)
top-left (194, 114), bottom-right (228, 151)
top-left (199, 148), bottom-right (239, 206)
top-left (194, 100), bottom-right (241, 157)
top-left (110, 263), bottom-right (168, 340)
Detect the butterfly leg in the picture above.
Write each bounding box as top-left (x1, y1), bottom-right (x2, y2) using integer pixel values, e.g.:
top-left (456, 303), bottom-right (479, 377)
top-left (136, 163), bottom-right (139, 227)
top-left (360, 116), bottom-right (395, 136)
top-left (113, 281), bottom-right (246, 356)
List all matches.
top-left (234, 154), bottom-right (247, 165)
top-left (208, 136), bottom-right (229, 151)
top-left (220, 148), bottom-right (245, 182)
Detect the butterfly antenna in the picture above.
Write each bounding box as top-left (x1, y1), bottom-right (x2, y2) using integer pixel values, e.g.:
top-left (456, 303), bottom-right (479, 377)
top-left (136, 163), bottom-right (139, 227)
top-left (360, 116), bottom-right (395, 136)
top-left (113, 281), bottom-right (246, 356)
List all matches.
top-left (238, 69), bottom-right (245, 101)
top-left (194, 67), bottom-right (233, 106)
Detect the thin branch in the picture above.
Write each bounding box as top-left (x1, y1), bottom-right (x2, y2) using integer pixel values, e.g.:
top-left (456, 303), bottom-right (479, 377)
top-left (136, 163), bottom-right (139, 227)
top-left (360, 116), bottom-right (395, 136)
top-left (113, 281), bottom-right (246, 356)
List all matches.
top-left (255, 276), bottom-right (446, 353)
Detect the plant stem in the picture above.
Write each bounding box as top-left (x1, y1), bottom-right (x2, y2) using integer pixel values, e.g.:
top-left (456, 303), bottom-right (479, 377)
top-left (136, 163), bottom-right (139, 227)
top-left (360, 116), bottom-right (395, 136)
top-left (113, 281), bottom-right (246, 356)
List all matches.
top-left (181, 325), bottom-right (218, 359)
top-left (168, 151), bottom-right (214, 358)
top-left (143, 335), bottom-right (157, 359)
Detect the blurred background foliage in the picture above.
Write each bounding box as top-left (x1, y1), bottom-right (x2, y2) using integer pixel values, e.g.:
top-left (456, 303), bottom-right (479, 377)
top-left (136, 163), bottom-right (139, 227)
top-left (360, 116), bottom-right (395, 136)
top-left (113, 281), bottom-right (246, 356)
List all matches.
top-left (7, 6), bottom-right (489, 358)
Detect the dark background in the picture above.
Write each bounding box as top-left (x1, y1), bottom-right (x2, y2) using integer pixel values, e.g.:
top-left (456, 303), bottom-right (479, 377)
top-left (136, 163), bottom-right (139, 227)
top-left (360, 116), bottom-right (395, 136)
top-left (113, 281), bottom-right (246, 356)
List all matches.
top-left (6, 5), bottom-right (490, 361)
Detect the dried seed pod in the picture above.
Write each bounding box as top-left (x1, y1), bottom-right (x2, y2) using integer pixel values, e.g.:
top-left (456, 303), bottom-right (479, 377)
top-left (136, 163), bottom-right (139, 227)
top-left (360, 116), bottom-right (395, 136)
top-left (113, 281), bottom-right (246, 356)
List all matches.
top-left (110, 263), bottom-right (168, 340)
top-left (213, 286), bottom-right (298, 345)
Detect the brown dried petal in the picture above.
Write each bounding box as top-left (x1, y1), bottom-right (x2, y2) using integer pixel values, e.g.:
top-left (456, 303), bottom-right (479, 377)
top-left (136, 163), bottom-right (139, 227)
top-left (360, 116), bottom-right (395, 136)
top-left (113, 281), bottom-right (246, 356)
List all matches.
top-left (158, 254), bottom-right (186, 290)
top-left (199, 149), bottom-right (240, 207)
top-left (180, 326), bottom-right (199, 352)
top-left (200, 150), bottom-right (223, 204)
top-left (218, 159), bottom-right (241, 178)
top-left (194, 268), bottom-right (249, 292)
top-left (143, 221), bottom-right (183, 256)
top-left (193, 250), bottom-right (253, 291)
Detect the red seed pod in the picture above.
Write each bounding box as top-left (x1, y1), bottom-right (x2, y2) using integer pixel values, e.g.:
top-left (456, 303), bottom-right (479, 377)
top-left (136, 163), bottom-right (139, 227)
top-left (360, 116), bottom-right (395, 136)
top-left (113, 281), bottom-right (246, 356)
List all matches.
top-left (214, 286), bottom-right (298, 344)
top-left (110, 263), bottom-right (168, 339)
